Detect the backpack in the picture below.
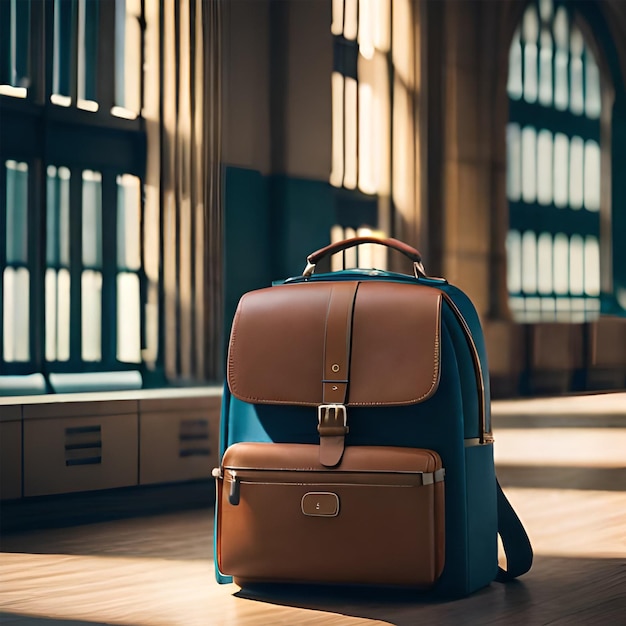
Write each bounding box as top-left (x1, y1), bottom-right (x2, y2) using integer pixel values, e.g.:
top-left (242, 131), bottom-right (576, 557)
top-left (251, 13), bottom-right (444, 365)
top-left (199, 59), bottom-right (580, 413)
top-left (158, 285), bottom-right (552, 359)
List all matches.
top-left (213, 236), bottom-right (533, 598)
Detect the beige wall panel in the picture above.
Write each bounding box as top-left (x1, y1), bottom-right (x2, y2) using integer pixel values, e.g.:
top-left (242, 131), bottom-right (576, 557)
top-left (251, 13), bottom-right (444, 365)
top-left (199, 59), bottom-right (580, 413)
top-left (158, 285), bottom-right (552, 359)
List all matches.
top-left (603, 1), bottom-right (626, 91)
top-left (283, 0), bottom-right (333, 179)
top-left (1, 421), bottom-right (22, 500)
top-left (484, 320), bottom-right (525, 376)
top-left (443, 159), bottom-right (460, 257)
top-left (590, 317), bottom-right (626, 367)
top-left (444, 0), bottom-right (480, 72)
top-left (443, 151), bottom-right (491, 303)
top-left (531, 324), bottom-right (584, 370)
top-left (139, 407), bottom-right (220, 485)
top-left (444, 254), bottom-right (490, 316)
top-left (24, 414), bottom-right (138, 497)
top-left (444, 68), bottom-right (488, 163)
top-left (221, 0), bottom-right (271, 173)
top-left (454, 163), bottom-right (490, 255)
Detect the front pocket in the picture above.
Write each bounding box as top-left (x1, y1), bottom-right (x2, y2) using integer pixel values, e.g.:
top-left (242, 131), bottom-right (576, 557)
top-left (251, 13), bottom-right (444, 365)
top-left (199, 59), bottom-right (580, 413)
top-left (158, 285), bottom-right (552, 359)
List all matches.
top-left (215, 443), bottom-right (445, 589)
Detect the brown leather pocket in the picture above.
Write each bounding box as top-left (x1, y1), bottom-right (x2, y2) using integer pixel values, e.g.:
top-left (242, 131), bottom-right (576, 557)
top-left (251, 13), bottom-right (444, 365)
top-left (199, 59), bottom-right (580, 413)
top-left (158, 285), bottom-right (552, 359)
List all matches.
top-left (215, 443), bottom-right (445, 589)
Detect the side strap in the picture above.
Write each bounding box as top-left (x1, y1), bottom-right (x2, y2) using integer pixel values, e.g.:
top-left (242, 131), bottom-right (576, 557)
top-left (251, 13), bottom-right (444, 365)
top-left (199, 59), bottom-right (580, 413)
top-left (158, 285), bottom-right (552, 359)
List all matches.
top-left (496, 478), bottom-right (533, 581)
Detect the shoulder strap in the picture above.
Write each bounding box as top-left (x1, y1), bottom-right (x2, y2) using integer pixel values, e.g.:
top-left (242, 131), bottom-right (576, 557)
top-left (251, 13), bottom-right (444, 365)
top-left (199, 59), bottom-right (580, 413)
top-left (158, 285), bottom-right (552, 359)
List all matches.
top-left (438, 286), bottom-right (533, 580)
top-left (495, 478), bottom-right (533, 581)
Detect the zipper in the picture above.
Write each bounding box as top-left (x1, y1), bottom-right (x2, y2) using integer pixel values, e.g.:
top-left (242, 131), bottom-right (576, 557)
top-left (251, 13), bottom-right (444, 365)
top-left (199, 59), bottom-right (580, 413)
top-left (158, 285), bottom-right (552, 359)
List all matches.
top-left (228, 470), bottom-right (240, 505)
top-left (221, 467), bottom-right (443, 506)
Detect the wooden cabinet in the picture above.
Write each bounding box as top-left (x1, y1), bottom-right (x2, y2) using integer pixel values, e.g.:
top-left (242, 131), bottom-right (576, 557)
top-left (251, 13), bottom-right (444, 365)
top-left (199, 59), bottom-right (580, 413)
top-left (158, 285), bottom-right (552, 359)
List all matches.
top-left (23, 400), bottom-right (139, 497)
top-left (0, 406), bottom-right (22, 500)
top-left (139, 393), bottom-right (221, 485)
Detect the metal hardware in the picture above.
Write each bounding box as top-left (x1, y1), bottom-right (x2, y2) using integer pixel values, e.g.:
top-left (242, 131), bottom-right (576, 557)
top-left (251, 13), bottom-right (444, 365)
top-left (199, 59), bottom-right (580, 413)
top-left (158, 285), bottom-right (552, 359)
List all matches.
top-left (211, 467), bottom-right (222, 479)
top-left (301, 492), bottom-right (340, 517)
top-left (228, 471), bottom-right (240, 505)
top-left (317, 404), bottom-right (348, 428)
top-left (413, 261), bottom-right (427, 278)
top-left (331, 364), bottom-right (340, 373)
top-left (303, 261), bottom-right (316, 277)
top-left (421, 469), bottom-right (445, 485)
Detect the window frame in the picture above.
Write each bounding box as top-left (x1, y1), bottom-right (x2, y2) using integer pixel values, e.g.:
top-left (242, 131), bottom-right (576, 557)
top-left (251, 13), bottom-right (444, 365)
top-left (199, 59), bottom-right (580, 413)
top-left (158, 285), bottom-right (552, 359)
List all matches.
top-left (0, 0), bottom-right (147, 380)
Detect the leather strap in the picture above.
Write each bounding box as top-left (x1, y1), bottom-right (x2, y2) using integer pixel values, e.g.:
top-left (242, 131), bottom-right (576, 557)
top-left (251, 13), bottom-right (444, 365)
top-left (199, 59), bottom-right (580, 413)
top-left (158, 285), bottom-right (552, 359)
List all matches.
top-left (495, 479), bottom-right (534, 581)
top-left (322, 282), bottom-right (359, 404)
top-left (318, 281), bottom-right (360, 467)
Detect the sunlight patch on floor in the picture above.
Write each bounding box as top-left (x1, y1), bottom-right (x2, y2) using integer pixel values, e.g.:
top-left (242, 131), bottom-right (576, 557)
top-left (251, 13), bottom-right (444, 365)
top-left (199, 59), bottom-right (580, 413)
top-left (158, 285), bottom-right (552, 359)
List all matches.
top-left (493, 428), bottom-right (626, 467)
top-left (501, 487), bottom-right (626, 559)
top-left (493, 393), bottom-right (626, 416)
top-left (0, 553), bottom-right (386, 626)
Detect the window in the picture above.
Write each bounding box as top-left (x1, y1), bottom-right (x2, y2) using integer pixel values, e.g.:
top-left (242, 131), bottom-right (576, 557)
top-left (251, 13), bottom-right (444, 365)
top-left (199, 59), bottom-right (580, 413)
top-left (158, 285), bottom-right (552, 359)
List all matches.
top-left (330, 0), bottom-right (418, 270)
top-left (0, 1), bottom-right (223, 393)
top-left (506, 0), bottom-right (602, 322)
top-left (0, 1), bottom-right (144, 391)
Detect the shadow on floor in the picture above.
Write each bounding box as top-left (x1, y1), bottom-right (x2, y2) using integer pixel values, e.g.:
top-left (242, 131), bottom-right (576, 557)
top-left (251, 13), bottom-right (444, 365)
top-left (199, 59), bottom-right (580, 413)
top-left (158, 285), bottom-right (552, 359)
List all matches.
top-left (496, 465), bottom-right (626, 490)
top-left (231, 555), bottom-right (626, 626)
top-left (0, 481), bottom-right (214, 535)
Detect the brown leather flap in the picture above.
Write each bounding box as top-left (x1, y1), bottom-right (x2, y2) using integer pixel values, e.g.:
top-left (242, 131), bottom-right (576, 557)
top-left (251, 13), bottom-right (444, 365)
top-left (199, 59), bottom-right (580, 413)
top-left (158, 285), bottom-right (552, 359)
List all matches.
top-left (227, 280), bottom-right (442, 407)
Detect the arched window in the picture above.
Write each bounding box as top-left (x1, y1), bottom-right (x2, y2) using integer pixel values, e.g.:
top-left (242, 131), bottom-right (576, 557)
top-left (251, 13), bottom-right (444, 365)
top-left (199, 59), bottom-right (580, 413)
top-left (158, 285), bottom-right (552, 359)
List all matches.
top-left (506, 0), bottom-right (603, 322)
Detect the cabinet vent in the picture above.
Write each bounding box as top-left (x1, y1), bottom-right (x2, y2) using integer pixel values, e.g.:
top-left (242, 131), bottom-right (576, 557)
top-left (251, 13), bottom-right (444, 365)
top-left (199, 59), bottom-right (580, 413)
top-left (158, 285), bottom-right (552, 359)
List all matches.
top-left (65, 425), bottom-right (102, 466)
top-left (179, 419), bottom-right (210, 458)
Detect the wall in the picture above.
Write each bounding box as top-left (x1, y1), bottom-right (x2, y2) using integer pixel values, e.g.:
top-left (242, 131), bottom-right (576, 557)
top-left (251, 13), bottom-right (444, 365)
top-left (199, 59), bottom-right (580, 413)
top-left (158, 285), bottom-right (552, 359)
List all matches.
top-left (221, 0), bottom-right (335, 331)
top-left (218, 0), bottom-right (626, 397)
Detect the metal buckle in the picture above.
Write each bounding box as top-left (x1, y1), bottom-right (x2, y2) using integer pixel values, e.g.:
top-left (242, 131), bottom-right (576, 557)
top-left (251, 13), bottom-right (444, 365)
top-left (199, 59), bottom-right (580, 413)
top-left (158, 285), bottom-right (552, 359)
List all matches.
top-left (317, 404), bottom-right (347, 428)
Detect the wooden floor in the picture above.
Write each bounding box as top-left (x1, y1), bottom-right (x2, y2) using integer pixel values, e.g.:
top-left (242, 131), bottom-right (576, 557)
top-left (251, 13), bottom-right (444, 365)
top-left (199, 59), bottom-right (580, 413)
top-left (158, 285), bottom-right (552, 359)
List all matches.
top-left (1, 393), bottom-right (626, 626)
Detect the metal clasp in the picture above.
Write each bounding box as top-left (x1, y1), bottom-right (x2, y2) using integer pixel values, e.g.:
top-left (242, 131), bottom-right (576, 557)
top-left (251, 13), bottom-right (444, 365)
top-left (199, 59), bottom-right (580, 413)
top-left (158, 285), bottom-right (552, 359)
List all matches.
top-left (317, 404), bottom-right (347, 428)
top-left (413, 260), bottom-right (427, 278)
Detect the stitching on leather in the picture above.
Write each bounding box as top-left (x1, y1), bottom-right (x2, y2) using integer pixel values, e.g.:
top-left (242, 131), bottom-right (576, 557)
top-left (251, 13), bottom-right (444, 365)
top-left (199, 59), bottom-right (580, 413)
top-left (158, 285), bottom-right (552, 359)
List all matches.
top-left (229, 287), bottom-right (442, 407)
top-left (348, 292), bottom-right (442, 406)
top-left (227, 295), bottom-right (245, 398)
top-left (321, 287), bottom-right (334, 398)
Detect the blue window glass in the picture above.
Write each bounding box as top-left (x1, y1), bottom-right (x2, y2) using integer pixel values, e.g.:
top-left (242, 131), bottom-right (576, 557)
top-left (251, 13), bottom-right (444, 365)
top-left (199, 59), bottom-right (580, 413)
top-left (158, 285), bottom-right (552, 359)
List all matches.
top-left (506, 0), bottom-right (602, 322)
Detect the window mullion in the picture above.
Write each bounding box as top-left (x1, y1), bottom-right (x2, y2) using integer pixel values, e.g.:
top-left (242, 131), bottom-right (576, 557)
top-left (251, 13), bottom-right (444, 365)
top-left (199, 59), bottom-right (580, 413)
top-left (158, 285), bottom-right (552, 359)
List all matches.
top-left (43, 0), bottom-right (55, 103)
top-left (29, 159), bottom-right (46, 370)
top-left (100, 171), bottom-right (117, 367)
top-left (96, 0), bottom-right (115, 113)
top-left (29, 0), bottom-right (46, 104)
top-left (0, 164), bottom-right (6, 364)
top-left (69, 0), bottom-right (80, 104)
top-left (68, 168), bottom-right (82, 364)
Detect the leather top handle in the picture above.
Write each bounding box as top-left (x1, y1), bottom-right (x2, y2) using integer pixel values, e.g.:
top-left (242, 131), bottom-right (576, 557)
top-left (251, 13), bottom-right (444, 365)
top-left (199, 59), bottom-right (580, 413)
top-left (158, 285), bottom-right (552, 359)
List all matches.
top-left (303, 236), bottom-right (426, 278)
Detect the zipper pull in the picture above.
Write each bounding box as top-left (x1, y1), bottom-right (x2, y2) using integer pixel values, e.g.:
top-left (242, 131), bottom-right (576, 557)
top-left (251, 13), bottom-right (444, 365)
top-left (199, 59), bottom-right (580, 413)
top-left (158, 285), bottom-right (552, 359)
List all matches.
top-left (228, 471), bottom-right (240, 505)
